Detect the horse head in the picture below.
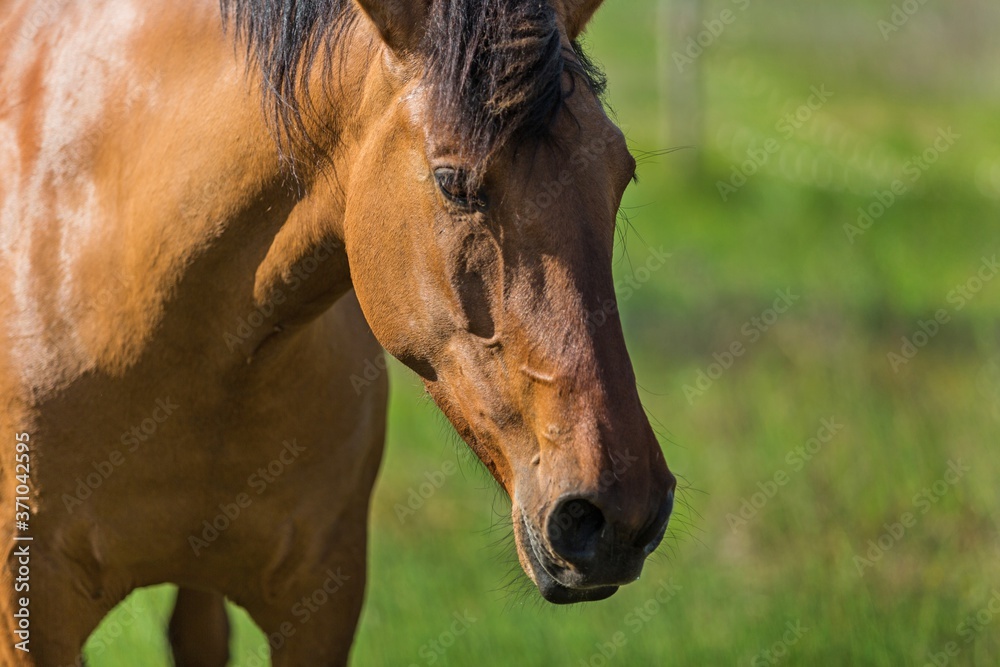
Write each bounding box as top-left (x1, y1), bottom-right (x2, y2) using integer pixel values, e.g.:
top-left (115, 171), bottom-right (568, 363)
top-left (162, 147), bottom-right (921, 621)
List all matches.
top-left (343, 0), bottom-right (677, 603)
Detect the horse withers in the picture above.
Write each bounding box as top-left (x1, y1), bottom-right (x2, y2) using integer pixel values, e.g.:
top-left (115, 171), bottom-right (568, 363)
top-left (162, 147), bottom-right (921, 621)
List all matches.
top-left (0, 0), bottom-right (676, 664)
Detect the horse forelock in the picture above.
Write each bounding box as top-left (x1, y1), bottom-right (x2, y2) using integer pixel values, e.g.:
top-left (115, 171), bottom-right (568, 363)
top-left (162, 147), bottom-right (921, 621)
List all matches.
top-left (220, 0), bottom-right (606, 176)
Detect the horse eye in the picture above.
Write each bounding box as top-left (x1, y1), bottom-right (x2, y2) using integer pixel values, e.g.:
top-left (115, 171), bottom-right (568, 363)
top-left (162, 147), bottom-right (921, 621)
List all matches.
top-left (433, 167), bottom-right (486, 210)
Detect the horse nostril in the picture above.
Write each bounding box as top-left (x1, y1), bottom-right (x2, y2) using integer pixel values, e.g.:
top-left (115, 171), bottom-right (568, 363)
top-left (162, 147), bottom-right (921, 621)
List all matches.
top-left (546, 498), bottom-right (606, 564)
top-left (637, 489), bottom-right (675, 555)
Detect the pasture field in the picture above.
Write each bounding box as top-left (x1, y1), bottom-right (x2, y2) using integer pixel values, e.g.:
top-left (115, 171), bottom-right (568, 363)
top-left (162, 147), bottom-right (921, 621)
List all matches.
top-left (86, 0), bottom-right (1000, 664)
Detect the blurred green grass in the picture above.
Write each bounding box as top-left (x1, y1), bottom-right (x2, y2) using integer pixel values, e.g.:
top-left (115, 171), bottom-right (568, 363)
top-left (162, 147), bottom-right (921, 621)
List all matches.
top-left (87, 0), bottom-right (1000, 664)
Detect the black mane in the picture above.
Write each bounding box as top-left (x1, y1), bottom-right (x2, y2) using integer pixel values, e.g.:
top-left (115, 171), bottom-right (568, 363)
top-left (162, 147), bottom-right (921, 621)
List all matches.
top-left (220, 0), bottom-right (606, 175)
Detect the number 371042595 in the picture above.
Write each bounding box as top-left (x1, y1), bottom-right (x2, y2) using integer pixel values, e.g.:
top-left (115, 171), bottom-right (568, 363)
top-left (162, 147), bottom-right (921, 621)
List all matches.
top-left (15, 433), bottom-right (30, 520)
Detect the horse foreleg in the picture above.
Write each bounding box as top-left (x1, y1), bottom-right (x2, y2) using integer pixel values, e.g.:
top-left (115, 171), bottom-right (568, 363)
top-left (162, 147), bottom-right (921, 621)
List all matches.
top-left (0, 547), bottom-right (110, 667)
top-left (168, 587), bottom-right (230, 667)
top-left (238, 522), bottom-right (369, 667)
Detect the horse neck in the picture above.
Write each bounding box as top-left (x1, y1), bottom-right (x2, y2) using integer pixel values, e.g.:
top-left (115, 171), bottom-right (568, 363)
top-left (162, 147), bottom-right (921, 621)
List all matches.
top-left (0, 3), bottom-right (388, 387)
top-left (151, 18), bottom-right (392, 365)
top-left (238, 27), bottom-right (395, 328)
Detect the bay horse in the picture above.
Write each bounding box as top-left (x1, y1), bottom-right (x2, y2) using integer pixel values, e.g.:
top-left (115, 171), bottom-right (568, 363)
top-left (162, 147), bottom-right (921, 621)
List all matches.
top-left (0, 0), bottom-right (677, 664)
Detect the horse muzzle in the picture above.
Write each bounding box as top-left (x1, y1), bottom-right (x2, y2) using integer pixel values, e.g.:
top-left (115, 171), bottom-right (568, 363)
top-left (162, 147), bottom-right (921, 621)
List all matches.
top-left (514, 487), bottom-right (675, 604)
